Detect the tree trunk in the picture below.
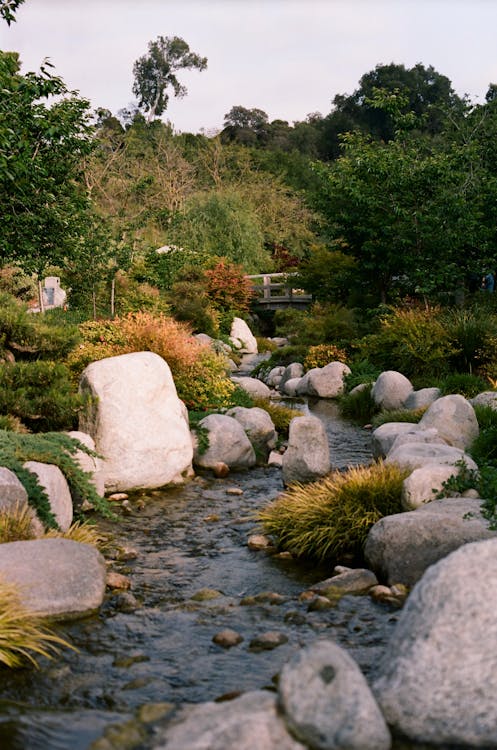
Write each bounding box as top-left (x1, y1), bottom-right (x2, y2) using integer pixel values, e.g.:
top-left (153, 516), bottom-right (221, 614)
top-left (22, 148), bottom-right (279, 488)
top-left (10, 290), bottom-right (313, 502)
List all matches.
top-left (37, 279), bottom-right (45, 314)
top-left (110, 277), bottom-right (115, 317)
top-left (92, 288), bottom-right (97, 320)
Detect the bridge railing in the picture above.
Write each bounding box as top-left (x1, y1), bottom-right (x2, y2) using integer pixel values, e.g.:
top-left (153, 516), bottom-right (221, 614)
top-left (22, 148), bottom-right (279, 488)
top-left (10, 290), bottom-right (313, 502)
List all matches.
top-left (246, 273), bottom-right (312, 307)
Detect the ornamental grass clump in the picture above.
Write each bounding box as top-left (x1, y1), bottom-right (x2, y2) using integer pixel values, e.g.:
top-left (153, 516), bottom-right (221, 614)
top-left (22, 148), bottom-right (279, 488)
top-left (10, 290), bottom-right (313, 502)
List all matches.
top-left (259, 461), bottom-right (408, 562)
top-left (371, 407), bottom-right (426, 429)
top-left (0, 580), bottom-right (73, 668)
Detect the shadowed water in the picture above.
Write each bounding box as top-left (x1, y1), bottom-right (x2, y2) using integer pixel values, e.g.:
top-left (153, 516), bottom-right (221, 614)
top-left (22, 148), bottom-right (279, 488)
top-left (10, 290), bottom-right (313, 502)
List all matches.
top-left (0, 402), bottom-right (465, 749)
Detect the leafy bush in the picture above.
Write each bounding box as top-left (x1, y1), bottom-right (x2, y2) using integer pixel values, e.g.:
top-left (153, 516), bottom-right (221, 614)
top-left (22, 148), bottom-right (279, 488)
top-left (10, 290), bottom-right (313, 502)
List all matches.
top-left (356, 306), bottom-right (455, 378)
top-left (259, 461), bottom-right (408, 562)
top-left (0, 361), bottom-right (84, 432)
top-left (304, 343), bottom-right (348, 370)
top-left (251, 397), bottom-right (303, 436)
top-left (442, 306), bottom-right (497, 375)
top-left (438, 372), bottom-right (489, 398)
top-left (255, 337), bottom-right (278, 353)
top-left (344, 360), bottom-right (382, 391)
top-left (339, 385), bottom-right (377, 423)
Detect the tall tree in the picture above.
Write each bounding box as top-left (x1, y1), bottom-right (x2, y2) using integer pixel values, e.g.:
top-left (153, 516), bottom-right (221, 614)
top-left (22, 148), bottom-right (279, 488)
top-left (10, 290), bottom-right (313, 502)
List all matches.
top-left (132, 35), bottom-right (207, 122)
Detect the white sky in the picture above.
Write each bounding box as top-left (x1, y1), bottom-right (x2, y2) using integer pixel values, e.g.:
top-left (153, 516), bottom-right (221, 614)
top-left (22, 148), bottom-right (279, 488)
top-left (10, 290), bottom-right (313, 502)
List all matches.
top-left (3, 0), bottom-right (497, 134)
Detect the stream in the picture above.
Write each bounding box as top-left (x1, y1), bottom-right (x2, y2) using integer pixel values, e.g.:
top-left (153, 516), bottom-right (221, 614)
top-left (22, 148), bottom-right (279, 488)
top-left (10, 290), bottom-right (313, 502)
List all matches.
top-left (0, 400), bottom-right (451, 749)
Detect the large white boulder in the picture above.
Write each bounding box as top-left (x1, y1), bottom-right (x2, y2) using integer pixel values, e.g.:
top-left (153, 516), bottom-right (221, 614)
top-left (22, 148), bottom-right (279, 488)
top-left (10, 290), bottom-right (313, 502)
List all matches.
top-left (364, 497), bottom-right (497, 586)
top-left (385, 441), bottom-right (477, 472)
top-left (304, 361), bottom-right (351, 399)
top-left (373, 538), bottom-right (497, 746)
top-left (282, 377), bottom-right (303, 397)
top-left (232, 376), bottom-right (271, 399)
top-left (23, 461), bottom-right (73, 532)
top-left (229, 317), bottom-right (258, 354)
top-left (470, 390), bottom-right (497, 410)
top-left (79, 351), bottom-right (193, 492)
top-left (0, 467), bottom-right (43, 537)
top-left (372, 422), bottom-right (424, 459)
top-left (66, 430), bottom-right (105, 498)
top-left (279, 363), bottom-right (305, 394)
top-left (282, 416), bottom-right (330, 485)
top-left (193, 413), bottom-right (256, 470)
top-left (371, 371), bottom-right (414, 410)
top-left (0, 538), bottom-right (106, 620)
top-left (226, 406), bottom-right (277, 459)
top-left (418, 394), bottom-right (479, 450)
top-left (404, 387), bottom-right (441, 410)
top-left (279, 640), bottom-right (391, 750)
top-left (401, 464), bottom-right (462, 510)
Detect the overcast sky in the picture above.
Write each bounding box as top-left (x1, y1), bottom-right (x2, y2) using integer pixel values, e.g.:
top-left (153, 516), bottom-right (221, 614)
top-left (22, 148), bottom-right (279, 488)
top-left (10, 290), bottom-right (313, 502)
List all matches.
top-left (3, 0), bottom-right (497, 134)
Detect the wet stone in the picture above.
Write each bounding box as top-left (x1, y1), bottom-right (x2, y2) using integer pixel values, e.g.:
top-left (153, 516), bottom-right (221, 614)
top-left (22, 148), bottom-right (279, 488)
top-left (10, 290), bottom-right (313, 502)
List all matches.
top-left (249, 631), bottom-right (289, 651)
top-left (191, 588), bottom-right (223, 602)
top-left (112, 652), bottom-right (150, 668)
top-left (226, 487), bottom-right (244, 495)
top-left (307, 595), bottom-right (336, 612)
top-left (136, 702), bottom-right (174, 724)
top-left (112, 592), bottom-right (139, 613)
top-left (106, 571), bottom-right (132, 590)
top-left (247, 534), bottom-right (274, 550)
top-left (212, 628), bottom-right (244, 648)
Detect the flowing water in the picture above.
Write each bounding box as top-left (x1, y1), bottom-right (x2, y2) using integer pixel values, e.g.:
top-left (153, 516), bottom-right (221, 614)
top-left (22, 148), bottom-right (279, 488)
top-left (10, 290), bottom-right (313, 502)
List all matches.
top-left (0, 400), bottom-right (460, 749)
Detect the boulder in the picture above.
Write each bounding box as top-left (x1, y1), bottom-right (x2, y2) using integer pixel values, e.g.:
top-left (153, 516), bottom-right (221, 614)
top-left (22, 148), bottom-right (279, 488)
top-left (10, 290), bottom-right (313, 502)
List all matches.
top-left (226, 406), bottom-right (277, 458)
top-left (23, 461), bottom-right (73, 532)
top-left (385, 441), bottom-right (477, 472)
top-left (389, 427), bottom-right (446, 454)
top-left (79, 351), bottom-right (193, 492)
top-left (373, 538), bottom-right (497, 746)
top-left (371, 371), bottom-right (414, 411)
top-left (470, 390), bottom-right (497, 410)
top-left (66, 430), bottom-right (105, 498)
top-left (364, 497), bottom-right (497, 586)
top-left (193, 414), bottom-right (256, 470)
top-left (229, 317), bottom-right (258, 354)
top-left (232, 376), bottom-right (271, 399)
top-left (281, 377), bottom-right (302, 397)
top-left (0, 466), bottom-right (28, 511)
top-left (304, 361), bottom-right (352, 399)
top-left (282, 416), bottom-right (330, 485)
top-left (154, 690), bottom-right (305, 750)
top-left (265, 366), bottom-right (285, 388)
top-left (418, 394), bottom-right (479, 450)
top-left (279, 640), bottom-right (391, 750)
top-left (404, 387), bottom-right (441, 410)
top-left (0, 538), bottom-right (106, 620)
top-left (309, 568), bottom-right (378, 598)
top-left (372, 422), bottom-right (424, 459)
top-left (279, 363), bottom-right (305, 394)
top-left (401, 464), bottom-right (462, 510)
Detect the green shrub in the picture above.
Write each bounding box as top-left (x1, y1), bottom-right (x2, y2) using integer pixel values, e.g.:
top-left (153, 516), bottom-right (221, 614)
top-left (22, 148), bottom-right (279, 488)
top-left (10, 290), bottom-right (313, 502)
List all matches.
top-left (304, 343), bottom-right (348, 370)
top-left (344, 360), bottom-right (382, 391)
top-left (442, 306), bottom-right (497, 375)
top-left (438, 373), bottom-right (489, 398)
top-left (474, 404), bottom-right (497, 431)
top-left (469, 425), bottom-right (497, 467)
top-left (371, 407), bottom-right (426, 429)
top-left (252, 397), bottom-right (303, 436)
top-left (339, 385), bottom-right (377, 423)
top-left (0, 361), bottom-right (83, 432)
top-left (259, 461), bottom-right (408, 562)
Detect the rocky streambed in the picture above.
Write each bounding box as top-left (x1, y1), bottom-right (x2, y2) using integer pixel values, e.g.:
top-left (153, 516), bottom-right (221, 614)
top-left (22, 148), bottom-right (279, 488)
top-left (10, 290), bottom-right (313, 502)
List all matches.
top-left (0, 401), bottom-right (457, 750)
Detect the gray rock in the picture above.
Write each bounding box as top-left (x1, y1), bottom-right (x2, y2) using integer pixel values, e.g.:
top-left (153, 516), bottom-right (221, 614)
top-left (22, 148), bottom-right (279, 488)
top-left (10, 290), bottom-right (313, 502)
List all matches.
top-left (153, 690), bottom-right (305, 750)
top-left (470, 390), bottom-right (497, 410)
top-left (66, 430), bottom-right (105, 498)
top-left (401, 464), bottom-right (462, 510)
top-left (385, 441), bottom-right (477, 472)
top-left (194, 414), bottom-right (256, 470)
top-left (0, 538), bottom-right (106, 620)
top-left (79, 351), bottom-right (193, 492)
top-left (309, 568), bottom-right (378, 598)
top-left (404, 387), bottom-right (441, 410)
top-left (232, 376), bottom-right (271, 399)
top-left (373, 538), bottom-right (497, 746)
top-left (279, 640), bottom-right (391, 750)
top-left (389, 427), bottom-right (446, 454)
top-left (281, 377), bottom-right (302, 397)
top-left (265, 365), bottom-right (286, 387)
top-left (23, 461), bottom-right (73, 532)
top-left (418, 393), bottom-right (479, 450)
top-left (305, 361), bottom-right (352, 399)
top-left (372, 422), bottom-right (424, 459)
top-left (226, 406), bottom-right (277, 458)
top-left (371, 370), bottom-right (413, 410)
top-left (279, 362), bottom-right (305, 394)
top-left (229, 317), bottom-right (258, 354)
top-left (364, 497), bottom-right (497, 586)
top-left (249, 631), bottom-right (288, 650)
top-left (282, 416), bottom-right (330, 485)
top-left (0, 466), bottom-right (28, 509)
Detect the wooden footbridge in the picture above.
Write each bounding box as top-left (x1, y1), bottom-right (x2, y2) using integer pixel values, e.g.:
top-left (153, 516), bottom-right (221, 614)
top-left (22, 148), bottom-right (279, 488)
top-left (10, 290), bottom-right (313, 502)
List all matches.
top-left (246, 273), bottom-right (312, 310)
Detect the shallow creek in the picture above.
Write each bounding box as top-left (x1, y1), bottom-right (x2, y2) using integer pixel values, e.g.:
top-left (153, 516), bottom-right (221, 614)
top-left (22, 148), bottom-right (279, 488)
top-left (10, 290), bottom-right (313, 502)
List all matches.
top-left (0, 401), bottom-right (459, 750)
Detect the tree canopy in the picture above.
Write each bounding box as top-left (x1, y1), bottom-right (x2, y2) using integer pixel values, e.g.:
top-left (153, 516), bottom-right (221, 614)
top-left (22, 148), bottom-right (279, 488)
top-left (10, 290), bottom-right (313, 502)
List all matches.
top-left (132, 35), bottom-right (207, 122)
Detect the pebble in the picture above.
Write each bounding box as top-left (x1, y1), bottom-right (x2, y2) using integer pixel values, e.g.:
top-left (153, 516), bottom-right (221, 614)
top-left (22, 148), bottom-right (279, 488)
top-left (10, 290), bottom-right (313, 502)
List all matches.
top-left (212, 629), bottom-right (244, 648)
top-left (249, 631), bottom-right (289, 651)
top-left (191, 588), bottom-right (223, 602)
top-left (213, 462), bottom-right (230, 477)
top-left (108, 493), bottom-right (128, 502)
top-left (307, 595), bottom-right (336, 612)
top-left (113, 592), bottom-right (139, 613)
top-left (136, 702), bottom-right (174, 724)
top-left (226, 487), bottom-right (244, 495)
top-left (117, 546), bottom-right (138, 561)
top-left (247, 534), bottom-right (274, 550)
top-left (203, 514), bottom-right (220, 523)
top-left (106, 571), bottom-right (131, 590)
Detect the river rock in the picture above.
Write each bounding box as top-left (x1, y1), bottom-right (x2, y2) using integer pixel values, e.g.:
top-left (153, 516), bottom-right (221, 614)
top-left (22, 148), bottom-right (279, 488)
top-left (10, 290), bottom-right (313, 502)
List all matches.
top-left (0, 538), bottom-right (106, 619)
top-left (232, 376), bottom-right (271, 399)
top-left (281, 377), bottom-right (302, 397)
top-left (226, 406), bottom-right (277, 458)
top-left (66, 430), bottom-right (105, 498)
top-left (213, 629), bottom-right (244, 648)
top-left (470, 390), bottom-right (497, 410)
top-left (265, 365), bottom-right (285, 388)
top-left (229, 317), bottom-right (258, 354)
top-left (417, 393), bottom-right (479, 450)
top-left (0, 467), bottom-right (43, 537)
top-left (153, 690), bottom-right (305, 750)
top-left (279, 362), bottom-right (305, 393)
top-left (372, 422), bottom-right (426, 459)
top-left (373, 538), bottom-right (497, 746)
top-left (401, 464), bottom-right (462, 510)
top-left (403, 387), bottom-right (441, 410)
top-left (79, 351), bottom-right (193, 492)
top-left (194, 414), bottom-right (256, 470)
top-left (385, 441), bottom-right (477, 472)
top-left (282, 415), bottom-right (330, 485)
top-left (303, 361), bottom-right (352, 399)
top-left (371, 370), bottom-right (414, 410)
top-left (364, 497), bottom-right (497, 586)
top-left (23, 461), bottom-right (73, 532)
top-left (309, 568), bottom-right (378, 598)
top-left (279, 640), bottom-right (391, 750)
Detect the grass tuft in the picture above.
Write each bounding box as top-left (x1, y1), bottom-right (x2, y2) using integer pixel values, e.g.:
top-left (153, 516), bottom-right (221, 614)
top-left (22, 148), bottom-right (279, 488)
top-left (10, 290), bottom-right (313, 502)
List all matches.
top-left (259, 461), bottom-right (408, 562)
